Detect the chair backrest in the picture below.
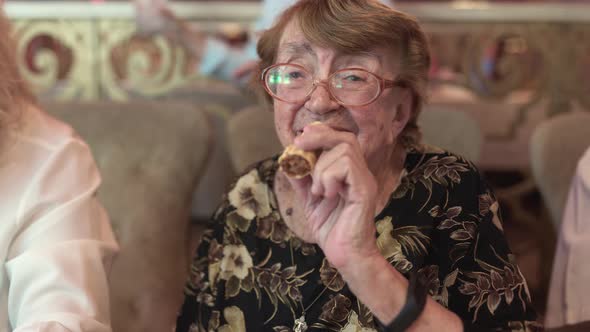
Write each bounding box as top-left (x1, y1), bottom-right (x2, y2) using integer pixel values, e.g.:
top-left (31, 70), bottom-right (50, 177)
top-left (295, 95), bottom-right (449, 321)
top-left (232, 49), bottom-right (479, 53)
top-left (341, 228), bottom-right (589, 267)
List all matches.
top-left (226, 105), bottom-right (282, 173)
top-left (226, 105), bottom-right (482, 174)
top-left (530, 111), bottom-right (590, 229)
top-left (42, 101), bottom-right (212, 332)
top-left (419, 105), bottom-right (482, 163)
top-left (156, 80), bottom-right (257, 219)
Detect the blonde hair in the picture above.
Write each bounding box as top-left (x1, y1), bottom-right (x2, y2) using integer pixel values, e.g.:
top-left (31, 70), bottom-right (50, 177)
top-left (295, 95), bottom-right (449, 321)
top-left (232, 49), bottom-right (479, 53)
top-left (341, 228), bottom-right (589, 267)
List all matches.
top-left (0, 9), bottom-right (36, 139)
top-left (255, 0), bottom-right (431, 148)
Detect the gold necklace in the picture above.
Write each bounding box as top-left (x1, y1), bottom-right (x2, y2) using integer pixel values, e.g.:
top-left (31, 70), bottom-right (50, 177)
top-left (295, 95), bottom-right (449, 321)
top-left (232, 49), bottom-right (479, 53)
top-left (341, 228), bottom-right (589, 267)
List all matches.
top-left (290, 241), bottom-right (339, 332)
top-left (293, 273), bottom-right (338, 332)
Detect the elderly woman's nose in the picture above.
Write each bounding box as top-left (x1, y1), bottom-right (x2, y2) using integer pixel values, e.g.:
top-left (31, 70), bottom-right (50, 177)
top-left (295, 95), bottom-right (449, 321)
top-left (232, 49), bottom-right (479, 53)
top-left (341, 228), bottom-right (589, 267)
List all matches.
top-left (305, 84), bottom-right (339, 114)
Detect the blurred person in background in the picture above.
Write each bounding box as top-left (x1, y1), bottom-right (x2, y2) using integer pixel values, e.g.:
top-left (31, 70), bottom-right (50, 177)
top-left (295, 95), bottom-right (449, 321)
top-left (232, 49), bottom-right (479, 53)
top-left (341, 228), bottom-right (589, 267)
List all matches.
top-left (0, 9), bottom-right (118, 332)
top-left (135, 0), bottom-right (394, 86)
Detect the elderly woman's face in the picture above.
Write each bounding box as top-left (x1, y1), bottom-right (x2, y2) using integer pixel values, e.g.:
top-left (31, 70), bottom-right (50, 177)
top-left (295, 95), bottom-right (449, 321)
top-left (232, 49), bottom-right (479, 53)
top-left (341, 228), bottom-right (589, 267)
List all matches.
top-left (273, 20), bottom-right (411, 164)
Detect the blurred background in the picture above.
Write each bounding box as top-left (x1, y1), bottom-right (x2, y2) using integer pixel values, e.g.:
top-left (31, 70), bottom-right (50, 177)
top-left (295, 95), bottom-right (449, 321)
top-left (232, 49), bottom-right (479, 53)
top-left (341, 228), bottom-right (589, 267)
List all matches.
top-left (5, 0), bottom-right (589, 330)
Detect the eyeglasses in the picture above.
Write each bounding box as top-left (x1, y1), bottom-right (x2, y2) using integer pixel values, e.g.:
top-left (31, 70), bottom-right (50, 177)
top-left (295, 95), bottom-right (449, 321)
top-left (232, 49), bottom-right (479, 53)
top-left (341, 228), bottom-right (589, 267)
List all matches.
top-left (261, 63), bottom-right (403, 107)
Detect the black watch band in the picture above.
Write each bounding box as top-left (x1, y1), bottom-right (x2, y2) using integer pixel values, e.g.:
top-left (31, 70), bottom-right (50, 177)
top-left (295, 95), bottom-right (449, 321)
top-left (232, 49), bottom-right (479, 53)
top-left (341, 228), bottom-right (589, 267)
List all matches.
top-left (375, 270), bottom-right (428, 332)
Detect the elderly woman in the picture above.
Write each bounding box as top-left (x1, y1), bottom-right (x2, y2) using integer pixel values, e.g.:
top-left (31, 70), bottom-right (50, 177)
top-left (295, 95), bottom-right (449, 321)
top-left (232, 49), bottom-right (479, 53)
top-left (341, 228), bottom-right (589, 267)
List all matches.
top-left (0, 9), bottom-right (117, 332)
top-left (176, 1), bottom-right (540, 331)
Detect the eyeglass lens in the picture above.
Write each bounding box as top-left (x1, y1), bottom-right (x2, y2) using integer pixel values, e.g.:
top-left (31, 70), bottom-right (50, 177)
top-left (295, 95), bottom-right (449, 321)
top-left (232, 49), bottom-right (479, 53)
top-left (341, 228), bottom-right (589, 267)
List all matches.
top-left (265, 65), bottom-right (381, 106)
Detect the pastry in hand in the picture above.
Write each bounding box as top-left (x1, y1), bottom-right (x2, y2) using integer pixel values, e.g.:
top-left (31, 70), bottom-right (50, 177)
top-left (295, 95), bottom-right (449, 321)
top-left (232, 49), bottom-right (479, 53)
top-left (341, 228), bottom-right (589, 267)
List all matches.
top-left (278, 145), bottom-right (317, 179)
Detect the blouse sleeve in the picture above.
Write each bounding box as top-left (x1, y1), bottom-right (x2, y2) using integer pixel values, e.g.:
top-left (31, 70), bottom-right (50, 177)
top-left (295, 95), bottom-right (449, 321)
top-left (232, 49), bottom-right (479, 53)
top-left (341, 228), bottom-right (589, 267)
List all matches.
top-left (5, 138), bottom-right (118, 332)
top-left (426, 167), bottom-right (541, 331)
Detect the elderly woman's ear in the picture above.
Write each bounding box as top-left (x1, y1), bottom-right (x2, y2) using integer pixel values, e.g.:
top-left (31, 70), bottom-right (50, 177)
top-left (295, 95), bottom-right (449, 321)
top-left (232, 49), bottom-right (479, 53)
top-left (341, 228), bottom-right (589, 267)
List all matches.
top-left (390, 88), bottom-right (413, 135)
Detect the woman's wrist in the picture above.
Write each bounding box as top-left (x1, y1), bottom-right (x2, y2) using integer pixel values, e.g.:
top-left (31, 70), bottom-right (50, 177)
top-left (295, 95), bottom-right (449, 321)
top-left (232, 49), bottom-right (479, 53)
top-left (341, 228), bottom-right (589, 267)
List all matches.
top-left (337, 250), bottom-right (385, 280)
top-left (374, 270), bottom-right (429, 331)
top-left (337, 252), bottom-right (408, 323)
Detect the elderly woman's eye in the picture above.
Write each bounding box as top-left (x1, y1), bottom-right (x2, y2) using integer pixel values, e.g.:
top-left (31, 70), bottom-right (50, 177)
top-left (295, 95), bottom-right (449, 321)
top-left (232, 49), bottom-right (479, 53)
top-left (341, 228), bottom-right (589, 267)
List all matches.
top-left (288, 71), bottom-right (306, 80)
top-left (344, 75), bottom-right (364, 82)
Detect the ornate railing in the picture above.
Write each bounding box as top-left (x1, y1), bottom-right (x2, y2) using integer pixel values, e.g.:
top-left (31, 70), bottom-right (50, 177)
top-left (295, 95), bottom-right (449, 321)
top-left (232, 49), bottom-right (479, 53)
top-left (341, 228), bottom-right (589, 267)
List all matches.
top-left (6, 1), bottom-right (590, 111)
top-left (6, 1), bottom-right (250, 101)
top-left (5, 1), bottom-right (590, 146)
top-left (415, 2), bottom-right (590, 137)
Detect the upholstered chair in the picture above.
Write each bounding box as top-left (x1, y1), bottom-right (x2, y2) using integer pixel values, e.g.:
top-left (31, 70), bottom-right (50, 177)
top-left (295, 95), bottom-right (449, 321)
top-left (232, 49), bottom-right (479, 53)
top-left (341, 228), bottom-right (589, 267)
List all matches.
top-left (226, 105), bottom-right (282, 173)
top-left (419, 106), bottom-right (482, 163)
top-left (43, 101), bottom-right (213, 332)
top-left (530, 111), bottom-right (590, 228)
top-left (155, 81), bottom-right (257, 219)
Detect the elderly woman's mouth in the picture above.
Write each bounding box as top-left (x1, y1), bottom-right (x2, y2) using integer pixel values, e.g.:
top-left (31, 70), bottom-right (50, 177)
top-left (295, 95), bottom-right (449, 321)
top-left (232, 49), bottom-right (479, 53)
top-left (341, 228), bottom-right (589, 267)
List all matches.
top-left (294, 124), bottom-right (355, 136)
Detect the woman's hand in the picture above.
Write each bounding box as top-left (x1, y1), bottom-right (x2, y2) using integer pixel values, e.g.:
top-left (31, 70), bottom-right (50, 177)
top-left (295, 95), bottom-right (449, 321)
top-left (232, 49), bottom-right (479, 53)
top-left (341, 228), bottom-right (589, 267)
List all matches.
top-left (280, 124), bottom-right (464, 330)
top-left (283, 123), bottom-right (382, 270)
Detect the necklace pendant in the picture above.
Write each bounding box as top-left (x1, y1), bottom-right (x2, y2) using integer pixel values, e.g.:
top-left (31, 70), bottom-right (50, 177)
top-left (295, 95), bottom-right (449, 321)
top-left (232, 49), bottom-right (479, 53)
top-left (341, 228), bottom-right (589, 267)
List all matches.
top-left (293, 315), bottom-right (308, 332)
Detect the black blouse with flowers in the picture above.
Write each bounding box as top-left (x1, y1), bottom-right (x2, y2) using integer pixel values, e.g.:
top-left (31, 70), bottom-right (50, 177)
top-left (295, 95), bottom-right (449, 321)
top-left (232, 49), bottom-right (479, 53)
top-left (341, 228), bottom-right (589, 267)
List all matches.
top-left (176, 145), bottom-right (541, 332)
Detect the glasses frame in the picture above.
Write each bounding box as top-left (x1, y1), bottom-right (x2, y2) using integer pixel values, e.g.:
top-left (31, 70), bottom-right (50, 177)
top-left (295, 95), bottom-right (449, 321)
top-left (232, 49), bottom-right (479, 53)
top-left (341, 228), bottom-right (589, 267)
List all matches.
top-left (261, 63), bottom-right (404, 107)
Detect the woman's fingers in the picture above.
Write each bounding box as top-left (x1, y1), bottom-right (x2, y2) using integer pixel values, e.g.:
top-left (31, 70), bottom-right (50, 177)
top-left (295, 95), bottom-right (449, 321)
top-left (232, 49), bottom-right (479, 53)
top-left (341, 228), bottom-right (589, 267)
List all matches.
top-left (311, 144), bottom-right (351, 196)
top-left (319, 164), bottom-right (347, 199)
top-left (279, 123), bottom-right (378, 248)
top-left (283, 171), bottom-right (312, 201)
top-left (289, 123), bottom-right (372, 203)
top-left (294, 123), bottom-right (362, 157)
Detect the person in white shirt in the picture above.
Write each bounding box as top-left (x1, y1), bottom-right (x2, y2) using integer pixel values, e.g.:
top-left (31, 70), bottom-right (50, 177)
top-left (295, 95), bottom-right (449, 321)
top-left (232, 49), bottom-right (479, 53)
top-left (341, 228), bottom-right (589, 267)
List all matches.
top-left (0, 10), bottom-right (118, 332)
top-left (545, 146), bottom-right (590, 329)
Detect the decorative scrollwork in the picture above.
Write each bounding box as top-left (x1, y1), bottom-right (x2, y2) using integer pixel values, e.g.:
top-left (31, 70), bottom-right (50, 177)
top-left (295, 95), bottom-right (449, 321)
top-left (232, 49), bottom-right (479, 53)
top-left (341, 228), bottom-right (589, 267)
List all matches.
top-left (12, 19), bottom-right (98, 100)
top-left (6, 3), bottom-right (590, 116)
top-left (424, 21), bottom-right (590, 139)
top-left (99, 20), bottom-right (197, 100)
top-left (462, 28), bottom-right (539, 100)
top-left (11, 17), bottom-right (198, 101)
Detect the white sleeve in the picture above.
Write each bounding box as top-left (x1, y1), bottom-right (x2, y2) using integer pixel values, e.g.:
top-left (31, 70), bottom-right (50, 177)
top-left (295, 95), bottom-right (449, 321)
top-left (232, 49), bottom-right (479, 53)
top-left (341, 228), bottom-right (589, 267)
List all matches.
top-left (545, 149), bottom-right (590, 328)
top-left (5, 138), bottom-right (119, 332)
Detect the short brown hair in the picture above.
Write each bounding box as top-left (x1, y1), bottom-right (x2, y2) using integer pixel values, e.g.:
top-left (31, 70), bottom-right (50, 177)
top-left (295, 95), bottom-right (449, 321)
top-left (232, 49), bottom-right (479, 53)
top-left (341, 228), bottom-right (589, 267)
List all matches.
top-left (255, 0), bottom-right (431, 148)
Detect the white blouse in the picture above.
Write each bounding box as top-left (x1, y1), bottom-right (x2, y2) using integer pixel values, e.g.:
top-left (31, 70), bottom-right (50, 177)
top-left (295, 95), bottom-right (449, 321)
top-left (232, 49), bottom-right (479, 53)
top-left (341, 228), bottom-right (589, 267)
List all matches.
top-left (546, 147), bottom-right (590, 328)
top-left (0, 106), bottom-right (118, 331)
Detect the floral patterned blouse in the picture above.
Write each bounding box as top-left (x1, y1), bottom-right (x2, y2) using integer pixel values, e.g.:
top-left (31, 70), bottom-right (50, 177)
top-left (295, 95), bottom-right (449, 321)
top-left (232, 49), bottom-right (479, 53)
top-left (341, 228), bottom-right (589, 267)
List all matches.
top-left (176, 146), bottom-right (542, 332)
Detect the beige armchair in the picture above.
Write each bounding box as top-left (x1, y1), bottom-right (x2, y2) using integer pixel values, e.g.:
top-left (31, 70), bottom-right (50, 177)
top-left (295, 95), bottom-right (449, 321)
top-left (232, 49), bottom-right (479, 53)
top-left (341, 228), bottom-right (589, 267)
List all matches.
top-left (530, 111), bottom-right (590, 228)
top-left (226, 105), bottom-right (482, 173)
top-left (155, 80), bottom-right (257, 220)
top-left (419, 106), bottom-right (482, 163)
top-left (43, 101), bottom-right (212, 332)
top-left (226, 105), bottom-right (282, 172)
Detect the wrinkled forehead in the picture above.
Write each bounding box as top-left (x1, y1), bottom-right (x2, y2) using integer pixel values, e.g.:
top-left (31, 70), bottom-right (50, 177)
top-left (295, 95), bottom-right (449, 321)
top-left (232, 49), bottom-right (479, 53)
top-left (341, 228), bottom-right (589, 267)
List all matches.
top-left (278, 19), bottom-right (305, 46)
top-left (277, 19), bottom-right (398, 73)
